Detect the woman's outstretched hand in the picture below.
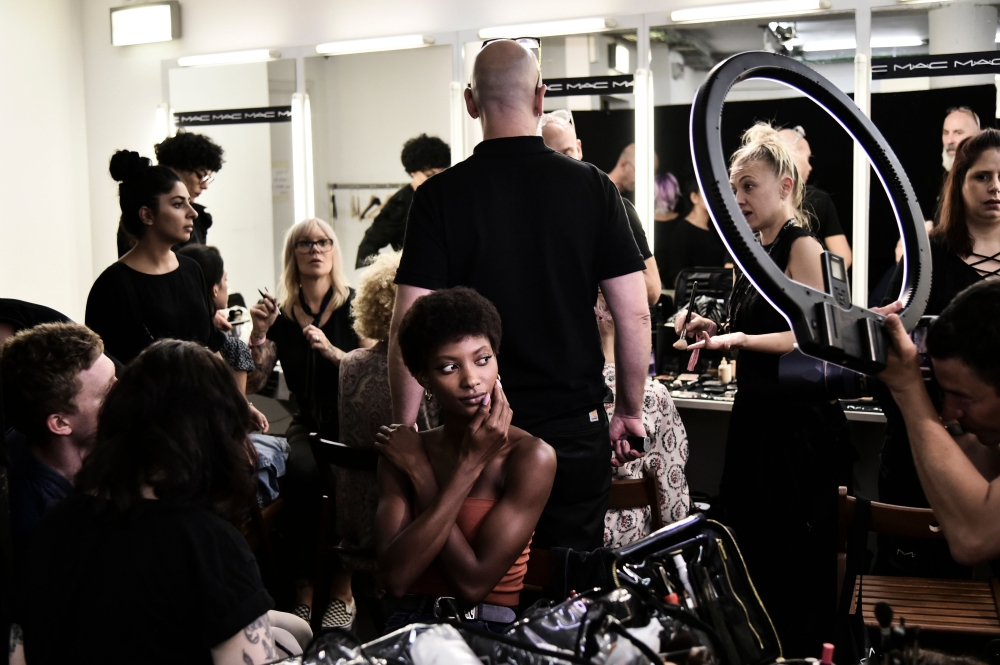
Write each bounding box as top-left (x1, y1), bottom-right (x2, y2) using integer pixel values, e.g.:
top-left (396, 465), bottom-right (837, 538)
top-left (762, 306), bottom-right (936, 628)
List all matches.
top-left (461, 380), bottom-right (513, 468)
top-left (686, 330), bottom-right (746, 352)
top-left (375, 424), bottom-right (431, 482)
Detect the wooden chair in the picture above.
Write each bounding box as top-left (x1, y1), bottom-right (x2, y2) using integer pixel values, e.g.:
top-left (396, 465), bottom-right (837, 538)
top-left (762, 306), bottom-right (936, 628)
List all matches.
top-left (309, 434), bottom-right (380, 633)
top-left (837, 486), bottom-right (1000, 635)
top-left (524, 474), bottom-right (663, 592)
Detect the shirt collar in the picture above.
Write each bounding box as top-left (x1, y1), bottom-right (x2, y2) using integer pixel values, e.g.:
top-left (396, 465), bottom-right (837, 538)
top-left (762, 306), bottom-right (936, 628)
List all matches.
top-left (473, 136), bottom-right (552, 156)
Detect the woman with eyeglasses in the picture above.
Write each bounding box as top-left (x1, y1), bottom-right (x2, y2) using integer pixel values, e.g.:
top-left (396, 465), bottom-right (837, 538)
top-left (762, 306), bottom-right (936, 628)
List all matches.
top-left (248, 217), bottom-right (361, 627)
top-left (87, 150), bottom-right (226, 367)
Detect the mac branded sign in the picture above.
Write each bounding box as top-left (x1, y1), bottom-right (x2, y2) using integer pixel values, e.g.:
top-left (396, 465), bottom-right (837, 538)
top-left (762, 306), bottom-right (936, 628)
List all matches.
top-left (872, 50), bottom-right (1000, 80)
top-left (545, 75), bottom-right (634, 97)
top-left (174, 106), bottom-right (292, 127)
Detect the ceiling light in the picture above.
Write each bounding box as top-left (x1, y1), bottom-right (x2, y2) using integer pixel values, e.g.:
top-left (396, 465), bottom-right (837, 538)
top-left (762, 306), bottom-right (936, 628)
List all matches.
top-left (800, 36), bottom-right (924, 51)
top-left (177, 50), bottom-right (280, 67)
top-left (478, 17), bottom-right (617, 39)
top-left (315, 34), bottom-right (434, 55)
top-left (110, 2), bottom-right (179, 46)
top-left (671, 0), bottom-right (830, 24)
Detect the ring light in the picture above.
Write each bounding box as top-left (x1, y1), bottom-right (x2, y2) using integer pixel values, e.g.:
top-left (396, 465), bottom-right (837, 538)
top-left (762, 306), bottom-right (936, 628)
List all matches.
top-left (690, 51), bottom-right (931, 375)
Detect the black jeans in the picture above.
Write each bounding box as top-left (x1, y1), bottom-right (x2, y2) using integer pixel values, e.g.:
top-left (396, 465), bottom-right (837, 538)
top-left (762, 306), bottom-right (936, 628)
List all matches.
top-left (281, 417), bottom-right (325, 579)
top-left (519, 406), bottom-right (610, 552)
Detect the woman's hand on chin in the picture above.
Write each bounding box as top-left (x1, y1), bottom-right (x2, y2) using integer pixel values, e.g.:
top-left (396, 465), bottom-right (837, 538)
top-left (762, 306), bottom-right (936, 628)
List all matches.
top-left (461, 380), bottom-right (513, 468)
top-left (687, 331), bottom-right (746, 352)
top-left (375, 424), bottom-right (431, 481)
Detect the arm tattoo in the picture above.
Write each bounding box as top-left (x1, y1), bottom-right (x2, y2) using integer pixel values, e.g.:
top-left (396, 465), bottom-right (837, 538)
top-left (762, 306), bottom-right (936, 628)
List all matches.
top-left (247, 340), bottom-right (277, 395)
top-left (241, 614), bottom-right (275, 663)
top-left (9, 624), bottom-right (23, 656)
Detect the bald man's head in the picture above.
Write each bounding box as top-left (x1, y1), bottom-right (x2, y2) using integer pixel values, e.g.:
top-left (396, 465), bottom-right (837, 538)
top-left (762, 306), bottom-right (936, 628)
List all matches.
top-left (778, 128), bottom-right (812, 183)
top-left (470, 40), bottom-right (541, 116)
top-left (541, 115), bottom-right (582, 160)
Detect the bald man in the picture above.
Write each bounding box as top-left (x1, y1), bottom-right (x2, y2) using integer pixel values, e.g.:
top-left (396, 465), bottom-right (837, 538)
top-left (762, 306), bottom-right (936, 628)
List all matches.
top-left (607, 144), bottom-right (636, 195)
top-left (542, 112), bottom-right (661, 305)
top-left (391, 40), bottom-right (651, 551)
top-left (778, 127), bottom-right (853, 268)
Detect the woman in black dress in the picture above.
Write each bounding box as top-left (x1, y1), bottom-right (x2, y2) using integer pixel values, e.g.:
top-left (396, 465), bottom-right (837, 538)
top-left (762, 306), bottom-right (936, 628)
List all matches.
top-left (679, 123), bottom-right (848, 657)
top-left (86, 150), bottom-right (225, 366)
top-left (248, 217), bottom-right (360, 627)
top-left (876, 128), bottom-right (1000, 577)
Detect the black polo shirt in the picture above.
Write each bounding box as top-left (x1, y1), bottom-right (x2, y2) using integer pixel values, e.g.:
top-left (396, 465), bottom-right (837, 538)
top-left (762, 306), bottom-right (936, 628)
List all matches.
top-left (395, 136), bottom-right (644, 422)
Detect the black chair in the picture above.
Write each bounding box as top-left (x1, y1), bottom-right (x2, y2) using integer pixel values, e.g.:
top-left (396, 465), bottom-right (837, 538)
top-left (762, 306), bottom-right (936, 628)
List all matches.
top-left (308, 434), bottom-right (380, 633)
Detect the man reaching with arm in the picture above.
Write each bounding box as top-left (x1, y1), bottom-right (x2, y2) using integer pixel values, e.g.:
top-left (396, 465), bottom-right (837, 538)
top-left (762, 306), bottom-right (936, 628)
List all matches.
top-left (879, 280), bottom-right (1000, 565)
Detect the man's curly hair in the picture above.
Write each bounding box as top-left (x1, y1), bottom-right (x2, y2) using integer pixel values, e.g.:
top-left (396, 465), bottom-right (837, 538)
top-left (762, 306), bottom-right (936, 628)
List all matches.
top-left (398, 287), bottom-right (502, 377)
top-left (401, 134), bottom-right (451, 174)
top-left (1, 323), bottom-right (104, 439)
top-left (351, 251), bottom-right (401, 341)
top-left (155, 132), bottom-right (225, 172)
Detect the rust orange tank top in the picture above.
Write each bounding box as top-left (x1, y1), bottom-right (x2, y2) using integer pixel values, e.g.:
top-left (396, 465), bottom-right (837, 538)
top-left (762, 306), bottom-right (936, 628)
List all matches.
top-left (407, 497), bottom-right (532, 606)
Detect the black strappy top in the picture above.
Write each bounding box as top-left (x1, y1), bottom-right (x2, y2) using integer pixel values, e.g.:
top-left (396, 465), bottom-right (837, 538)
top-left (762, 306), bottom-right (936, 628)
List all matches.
top-left (728, 221), bottom-right (814, 394)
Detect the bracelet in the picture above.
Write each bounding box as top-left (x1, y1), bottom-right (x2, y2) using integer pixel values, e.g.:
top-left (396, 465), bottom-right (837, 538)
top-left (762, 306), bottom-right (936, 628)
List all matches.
top-left (249, 335), bottom-right (267, 347)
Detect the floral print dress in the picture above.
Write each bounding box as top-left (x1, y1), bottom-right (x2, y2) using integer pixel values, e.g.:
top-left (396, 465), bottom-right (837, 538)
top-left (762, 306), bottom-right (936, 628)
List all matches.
top-left (602, 364), bottom-right (690, 549)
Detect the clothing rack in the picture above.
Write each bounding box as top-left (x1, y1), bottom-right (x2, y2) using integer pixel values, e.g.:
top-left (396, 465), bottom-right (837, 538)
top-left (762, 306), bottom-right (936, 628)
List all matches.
top-left (329, 183), bottom-right (407, 190)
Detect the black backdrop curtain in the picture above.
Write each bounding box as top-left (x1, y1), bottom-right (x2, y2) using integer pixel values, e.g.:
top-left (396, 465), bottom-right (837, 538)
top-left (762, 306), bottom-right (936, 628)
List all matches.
top-left (573, 83), bottom-right (995, 294)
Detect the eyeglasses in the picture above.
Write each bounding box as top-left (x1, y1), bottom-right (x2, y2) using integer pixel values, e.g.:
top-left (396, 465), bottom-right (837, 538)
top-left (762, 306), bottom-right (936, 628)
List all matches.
top-left (195, 170), bottom-right (215, 186)
top-left (470, 37), bottom-right (542, 90)
top-left (294, 238), bottom-right (334, 254)
top-left (540, 109), bottom-right (574, 128)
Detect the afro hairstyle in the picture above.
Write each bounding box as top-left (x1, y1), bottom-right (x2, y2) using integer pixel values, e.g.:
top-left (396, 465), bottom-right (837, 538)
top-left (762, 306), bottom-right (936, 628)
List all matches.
top-left (397, 287), bottom-right (502, 378)
top-left (155, 132), bottom-right (225, 172)
top-left (401, 134), bottom-right (451, 175)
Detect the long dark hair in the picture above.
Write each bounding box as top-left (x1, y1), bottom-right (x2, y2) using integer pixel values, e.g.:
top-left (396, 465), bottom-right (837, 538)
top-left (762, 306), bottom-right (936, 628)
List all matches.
top-left (177, 244), bottom-right (224, 307)
top-left (75, 340), bottom-right (255, 520)
top-left (109, 150), bottom-right (181, 240)
top-left (934, 128), bottom-right (1000, 257)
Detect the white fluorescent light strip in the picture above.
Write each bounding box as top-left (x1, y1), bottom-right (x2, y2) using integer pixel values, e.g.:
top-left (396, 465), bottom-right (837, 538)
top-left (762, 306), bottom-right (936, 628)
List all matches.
top-left (671, 0), bottom-right (829, 24)
top-left (316, 35), bottom-right (433, 55)
top-left (178, 49), bottom-right (279, 67)
top-left (111, 4), bottom-right (173, 46)
top-left (801, 36), bottom-right (924, 52)
top-left (478, 17), bottom-right (616, 39)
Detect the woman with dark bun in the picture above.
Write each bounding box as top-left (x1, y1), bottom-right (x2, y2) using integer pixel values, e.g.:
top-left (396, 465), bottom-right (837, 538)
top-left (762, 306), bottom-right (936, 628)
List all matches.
top-left (86, 150), bottom-right (225, 367)
top-left (12, 341), bottom-right (278, 664)
top-left (375, 287), bottom-right (556, 632)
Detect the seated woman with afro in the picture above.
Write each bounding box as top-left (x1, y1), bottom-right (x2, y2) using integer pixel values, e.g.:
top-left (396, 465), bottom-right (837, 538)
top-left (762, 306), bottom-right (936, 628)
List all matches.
top-left (374, 287), bottom-right (556, 632)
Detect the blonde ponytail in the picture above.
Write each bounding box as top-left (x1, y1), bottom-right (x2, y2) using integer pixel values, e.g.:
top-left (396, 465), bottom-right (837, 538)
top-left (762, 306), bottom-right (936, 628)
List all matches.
top-left (729, 122), bottom-right (809, 229)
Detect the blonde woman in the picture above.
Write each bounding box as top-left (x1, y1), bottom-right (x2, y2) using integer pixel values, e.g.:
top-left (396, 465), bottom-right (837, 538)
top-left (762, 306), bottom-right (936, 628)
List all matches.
top-left (677, 123), bottom-right (849, 656)
top-left (248, 218), bottom-right (360, 627)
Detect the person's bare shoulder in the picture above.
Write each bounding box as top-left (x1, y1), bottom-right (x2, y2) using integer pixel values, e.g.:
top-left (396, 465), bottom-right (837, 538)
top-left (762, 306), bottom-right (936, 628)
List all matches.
top-left (507, 427), bottom-right (557, 478)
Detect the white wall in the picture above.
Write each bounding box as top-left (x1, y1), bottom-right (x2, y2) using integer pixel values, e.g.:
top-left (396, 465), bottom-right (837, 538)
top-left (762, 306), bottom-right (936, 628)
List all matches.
top-left (168, 62), bottom-right (276, 304)
top-left (0, 0), bottom-right (92, 320)
top-left (307, 46), bottom-right (452, 284)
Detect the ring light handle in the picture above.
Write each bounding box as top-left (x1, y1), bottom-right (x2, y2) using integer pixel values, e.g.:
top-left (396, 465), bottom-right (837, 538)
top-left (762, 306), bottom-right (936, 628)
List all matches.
top-left (689, 51), bottom-right (931, 375)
